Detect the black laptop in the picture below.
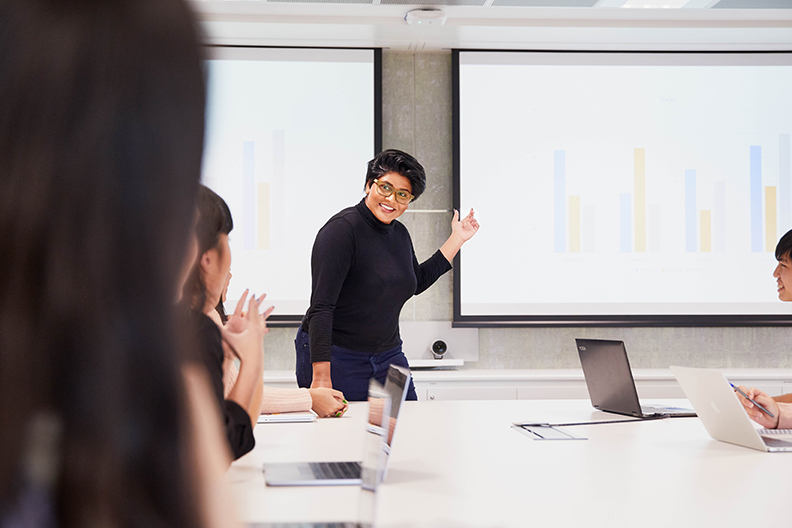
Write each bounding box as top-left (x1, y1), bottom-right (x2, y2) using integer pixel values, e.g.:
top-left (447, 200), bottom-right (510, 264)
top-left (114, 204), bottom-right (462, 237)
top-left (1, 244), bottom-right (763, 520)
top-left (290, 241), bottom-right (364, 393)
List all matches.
top-left (576, 338), bottom-right (695, 418)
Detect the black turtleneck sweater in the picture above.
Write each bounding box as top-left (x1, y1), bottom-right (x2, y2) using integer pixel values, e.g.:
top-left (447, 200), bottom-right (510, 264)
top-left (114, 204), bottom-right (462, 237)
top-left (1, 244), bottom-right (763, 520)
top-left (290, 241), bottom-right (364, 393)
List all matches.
top-left (302, 199), bottom-right (452, 363)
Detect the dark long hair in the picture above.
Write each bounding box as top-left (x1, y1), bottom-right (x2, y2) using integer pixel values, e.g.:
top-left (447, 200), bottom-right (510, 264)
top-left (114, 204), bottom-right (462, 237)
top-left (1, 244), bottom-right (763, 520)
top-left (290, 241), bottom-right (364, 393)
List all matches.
top-left (0, 1), bottom-right (206, 527)
top-left (184, 185), bottom-right (234, 314)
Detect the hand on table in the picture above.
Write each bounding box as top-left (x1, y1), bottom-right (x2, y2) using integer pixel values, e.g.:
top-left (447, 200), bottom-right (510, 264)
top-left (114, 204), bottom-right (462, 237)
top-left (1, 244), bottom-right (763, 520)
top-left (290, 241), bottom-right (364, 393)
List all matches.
top-left (309, 387), bottom-right (348, 418)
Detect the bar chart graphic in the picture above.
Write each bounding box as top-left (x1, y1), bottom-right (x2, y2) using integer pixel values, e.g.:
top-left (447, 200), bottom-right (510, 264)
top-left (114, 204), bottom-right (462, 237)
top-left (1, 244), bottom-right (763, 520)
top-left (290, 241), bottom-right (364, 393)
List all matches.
top-left (552, 138), bottom-right (791, 255)
top-left (241, 132), bottom-right (285, 252)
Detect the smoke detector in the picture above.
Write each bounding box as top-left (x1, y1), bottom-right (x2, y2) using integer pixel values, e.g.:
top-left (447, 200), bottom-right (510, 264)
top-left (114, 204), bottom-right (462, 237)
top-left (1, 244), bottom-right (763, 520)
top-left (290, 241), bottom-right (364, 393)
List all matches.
top-left (404, 9), bottom-right (447, 26)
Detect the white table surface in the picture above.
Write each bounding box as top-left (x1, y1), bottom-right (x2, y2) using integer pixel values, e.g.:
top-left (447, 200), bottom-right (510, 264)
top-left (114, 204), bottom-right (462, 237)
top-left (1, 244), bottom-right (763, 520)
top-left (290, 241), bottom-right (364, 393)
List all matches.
top-left (262, 368), bottom-right (792, 383)
top-left (229, 399), bottom-right (792, 527)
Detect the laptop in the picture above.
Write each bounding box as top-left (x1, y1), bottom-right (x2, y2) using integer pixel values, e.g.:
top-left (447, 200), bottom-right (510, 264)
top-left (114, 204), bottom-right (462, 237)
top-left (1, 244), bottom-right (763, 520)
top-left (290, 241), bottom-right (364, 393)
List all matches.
top-left (671, 366), bottom-right (792, 452)
top-left (263, 364), bottom-right (411, 486)
top-left (576, 338), bottom-right (696, 418)
top-left (248, 381), bottom-right (388, 528)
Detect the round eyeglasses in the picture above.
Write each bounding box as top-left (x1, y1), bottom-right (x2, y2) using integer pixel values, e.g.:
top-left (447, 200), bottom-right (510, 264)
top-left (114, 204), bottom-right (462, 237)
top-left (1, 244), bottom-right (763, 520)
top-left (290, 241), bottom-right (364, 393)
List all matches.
top-left (372, 179), bottom-right (414, 205)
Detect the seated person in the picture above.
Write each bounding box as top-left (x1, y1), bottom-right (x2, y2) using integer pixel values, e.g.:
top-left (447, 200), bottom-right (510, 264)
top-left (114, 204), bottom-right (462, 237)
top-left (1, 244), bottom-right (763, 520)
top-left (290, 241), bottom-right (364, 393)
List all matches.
top-left (213, 269), bottom-right (348, 418)
top-left (736, 228), bottom-right (792, 429)
top-left (194, 186), bottom-right (348, 422)
top-left (184, 185), bottom-right (270, 460)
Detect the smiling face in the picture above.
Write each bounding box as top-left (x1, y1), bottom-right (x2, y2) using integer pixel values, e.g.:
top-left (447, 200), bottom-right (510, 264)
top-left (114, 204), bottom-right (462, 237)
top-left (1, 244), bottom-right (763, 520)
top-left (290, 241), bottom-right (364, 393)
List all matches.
top-left (774, 254), bottom-right (792, 302)
top-left (364, 171), bottom-right (411, 224)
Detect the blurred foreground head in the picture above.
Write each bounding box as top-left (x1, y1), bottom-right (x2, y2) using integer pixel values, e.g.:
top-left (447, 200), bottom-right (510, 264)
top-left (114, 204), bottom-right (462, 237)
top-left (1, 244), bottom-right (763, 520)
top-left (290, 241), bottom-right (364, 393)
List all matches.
top-left (0, 0), bottom-right (206, 526)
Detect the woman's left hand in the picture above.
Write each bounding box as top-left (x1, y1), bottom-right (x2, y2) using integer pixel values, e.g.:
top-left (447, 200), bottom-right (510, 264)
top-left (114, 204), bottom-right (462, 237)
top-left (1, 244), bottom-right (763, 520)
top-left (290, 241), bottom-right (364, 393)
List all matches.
top-left (452, 208), bottom-right (480, 242)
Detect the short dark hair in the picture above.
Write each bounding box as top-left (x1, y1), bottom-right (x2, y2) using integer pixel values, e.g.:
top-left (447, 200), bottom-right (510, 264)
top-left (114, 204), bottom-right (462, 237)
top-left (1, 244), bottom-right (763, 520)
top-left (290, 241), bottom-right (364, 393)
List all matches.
top-left (185, 185), bottom-right (234, 311)
top-left (776, 229), bottom-right (792, 261)
top-left (364, 149), bottom-right (426, 200)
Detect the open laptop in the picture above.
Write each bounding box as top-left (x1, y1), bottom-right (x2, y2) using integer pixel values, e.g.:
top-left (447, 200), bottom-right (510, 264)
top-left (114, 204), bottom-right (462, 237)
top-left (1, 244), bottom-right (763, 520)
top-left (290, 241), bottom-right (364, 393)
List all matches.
top-left (248, 381), bottom-right (388, 528)
top-left (263, 364), bottom-right (411, 486)
top-left (671, 366), bottom-right (792, 452)
top-left (576, 338), bottom-right (696, 418)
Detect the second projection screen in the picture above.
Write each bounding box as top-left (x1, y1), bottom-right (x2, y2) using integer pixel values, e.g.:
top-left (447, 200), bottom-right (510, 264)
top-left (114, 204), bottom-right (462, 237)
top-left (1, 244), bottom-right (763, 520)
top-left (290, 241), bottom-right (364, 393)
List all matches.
top-left (457, 51), bottom-right (792, 320)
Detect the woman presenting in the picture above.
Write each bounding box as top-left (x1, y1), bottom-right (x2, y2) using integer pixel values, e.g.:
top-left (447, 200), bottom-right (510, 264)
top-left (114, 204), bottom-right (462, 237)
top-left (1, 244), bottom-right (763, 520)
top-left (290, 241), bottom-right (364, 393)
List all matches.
top-left (296, 149), bottom-right (479, 401)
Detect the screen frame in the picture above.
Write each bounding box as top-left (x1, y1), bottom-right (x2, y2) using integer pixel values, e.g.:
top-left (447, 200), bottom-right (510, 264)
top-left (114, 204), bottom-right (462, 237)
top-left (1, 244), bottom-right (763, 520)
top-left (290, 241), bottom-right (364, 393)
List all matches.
top-left (452, 48), bottom-right (792, 328)
top-left (204, 45), bottom-right (382, 327)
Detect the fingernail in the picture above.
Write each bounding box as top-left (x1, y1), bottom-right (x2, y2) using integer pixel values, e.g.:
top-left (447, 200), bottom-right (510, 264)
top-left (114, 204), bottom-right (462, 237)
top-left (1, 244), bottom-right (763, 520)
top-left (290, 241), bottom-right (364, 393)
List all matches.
top-left (343, 399), bottom-right (348, 404)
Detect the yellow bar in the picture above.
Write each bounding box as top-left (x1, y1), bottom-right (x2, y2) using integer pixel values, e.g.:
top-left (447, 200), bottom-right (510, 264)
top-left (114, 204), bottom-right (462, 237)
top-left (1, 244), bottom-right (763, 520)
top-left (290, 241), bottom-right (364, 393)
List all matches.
top-left (569, 196), bottom-right (581, 253)
top-left (257, 182), bottom-right (270, 250)
top-left (700, 210), bottom-right (711, 253)
top-left (766, 186), bottom-right (777, 253)
top-left (634, 148), bottom-right (646, 252)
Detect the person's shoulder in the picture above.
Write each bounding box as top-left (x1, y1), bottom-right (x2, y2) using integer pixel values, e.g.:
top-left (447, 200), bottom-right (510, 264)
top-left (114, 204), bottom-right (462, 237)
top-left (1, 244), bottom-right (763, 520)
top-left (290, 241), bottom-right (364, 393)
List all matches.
top-left (391, 219), bottom-right (411, 239)
top-left (318, 205), bottom-right (360, 235)
top-left (192, 310), bottom-right (222, 341)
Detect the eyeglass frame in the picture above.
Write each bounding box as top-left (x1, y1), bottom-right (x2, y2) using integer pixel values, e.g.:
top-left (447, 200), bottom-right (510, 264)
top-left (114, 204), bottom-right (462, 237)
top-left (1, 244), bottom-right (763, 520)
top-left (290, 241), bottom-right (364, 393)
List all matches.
top-left (371, 178), bottom-right (414, 205)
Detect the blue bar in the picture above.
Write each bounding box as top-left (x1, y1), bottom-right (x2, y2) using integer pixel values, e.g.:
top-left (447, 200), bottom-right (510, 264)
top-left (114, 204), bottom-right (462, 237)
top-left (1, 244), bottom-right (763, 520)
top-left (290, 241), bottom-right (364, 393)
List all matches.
top-left (780, 135), bottom-right (791, 233)
top-left (554, 150), bottom-right (565, 253)
top-left (751, 146), bottom-right (762, 252)
top-left (714, 181), bottom-right (726, 253)
top-left (620, 193), bottom-right (631, 253)
top-left (685, 170), bottom-right (696, 253)
top-left (243, 141), bottom-right (255, 251)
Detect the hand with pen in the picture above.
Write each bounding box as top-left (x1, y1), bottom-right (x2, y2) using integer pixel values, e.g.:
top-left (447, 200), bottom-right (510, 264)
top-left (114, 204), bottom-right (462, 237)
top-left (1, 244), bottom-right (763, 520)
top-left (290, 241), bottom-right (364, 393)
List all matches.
top-left (734, 385), bottom-right (782, 429)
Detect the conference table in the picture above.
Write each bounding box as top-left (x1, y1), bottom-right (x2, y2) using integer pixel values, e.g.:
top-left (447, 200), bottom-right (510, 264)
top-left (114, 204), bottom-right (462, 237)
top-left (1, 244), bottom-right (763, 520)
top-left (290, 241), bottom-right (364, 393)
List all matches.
top-left (229, 399), bottom-right (792, 527)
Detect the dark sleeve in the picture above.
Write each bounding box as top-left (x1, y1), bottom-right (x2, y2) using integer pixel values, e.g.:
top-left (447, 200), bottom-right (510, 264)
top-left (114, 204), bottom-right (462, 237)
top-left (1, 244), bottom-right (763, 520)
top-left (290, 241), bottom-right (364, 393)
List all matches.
top-left (195, 314), bottom-right (255, 461)
top-left (308, 219), bottom-right (355, 363)
top-left (223, 401), bottom-right (255, 460)
top-left (413, 249), bottom-right (453, 296)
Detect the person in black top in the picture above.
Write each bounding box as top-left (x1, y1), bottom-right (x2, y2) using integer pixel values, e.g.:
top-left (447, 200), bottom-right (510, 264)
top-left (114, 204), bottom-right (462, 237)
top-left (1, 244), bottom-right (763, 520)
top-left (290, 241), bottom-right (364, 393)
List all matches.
top-left (185, 186), bottom-right (272, 460)
top-left (297, 149), bottom-right (480, 401)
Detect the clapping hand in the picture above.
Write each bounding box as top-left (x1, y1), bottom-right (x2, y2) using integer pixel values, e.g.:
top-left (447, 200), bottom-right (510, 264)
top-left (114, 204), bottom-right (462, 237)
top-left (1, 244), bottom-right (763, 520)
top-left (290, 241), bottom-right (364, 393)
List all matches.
top-left (220, 289), bottom-right (273, 366)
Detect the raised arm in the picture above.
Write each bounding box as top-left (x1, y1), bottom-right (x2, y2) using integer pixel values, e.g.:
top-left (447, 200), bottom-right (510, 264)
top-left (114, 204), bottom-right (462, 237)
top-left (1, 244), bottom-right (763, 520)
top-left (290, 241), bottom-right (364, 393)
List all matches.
top-left (439, 208), bottom-right (480, 264)
top-left (412, 209), bottom-right (479, 295)
top-left (220, 291), bottom-right (273, 425)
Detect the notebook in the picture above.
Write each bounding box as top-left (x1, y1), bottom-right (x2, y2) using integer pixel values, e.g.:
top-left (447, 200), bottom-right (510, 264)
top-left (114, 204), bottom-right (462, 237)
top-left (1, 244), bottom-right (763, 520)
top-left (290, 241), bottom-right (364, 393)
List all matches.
top-left (576, 338), bottom-right (696, 418)
top-left (258, 411), bottom-right (317, 424)
top-left (671, 365), bottom-right (792, 452)
top-left (262, 364), bottom-right (410, 486)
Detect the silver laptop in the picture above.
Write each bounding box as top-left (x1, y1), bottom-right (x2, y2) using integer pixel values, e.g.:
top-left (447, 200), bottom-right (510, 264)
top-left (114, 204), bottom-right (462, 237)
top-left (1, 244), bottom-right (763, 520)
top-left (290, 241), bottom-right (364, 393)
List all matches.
top-left (671, 366), bottom-right (792, 453)
top-left (576, 339), bottom-right (696, 418)
top-left (248, 381), bottom-right (387, 528)
top-left (263, 364), bottom-right (411, 486)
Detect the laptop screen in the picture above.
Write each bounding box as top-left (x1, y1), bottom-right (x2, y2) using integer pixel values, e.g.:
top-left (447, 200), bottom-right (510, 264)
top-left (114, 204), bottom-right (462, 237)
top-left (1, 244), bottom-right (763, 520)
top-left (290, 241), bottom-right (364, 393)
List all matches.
top-left (382, 364), bottom-right (410, 448)
top-left (576, 338), bottom-right (642, 416)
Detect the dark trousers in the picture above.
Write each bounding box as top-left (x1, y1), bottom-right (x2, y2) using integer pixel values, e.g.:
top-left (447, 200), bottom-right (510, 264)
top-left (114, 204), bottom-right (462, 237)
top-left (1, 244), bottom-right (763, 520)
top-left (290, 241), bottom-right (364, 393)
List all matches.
top-left (295, 327), bottom-right (418, 402)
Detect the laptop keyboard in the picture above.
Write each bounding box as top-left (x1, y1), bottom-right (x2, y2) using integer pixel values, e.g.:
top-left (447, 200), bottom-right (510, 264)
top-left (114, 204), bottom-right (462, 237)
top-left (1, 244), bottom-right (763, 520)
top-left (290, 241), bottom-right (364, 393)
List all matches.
top-left (309, 461), bottom-right (361, 480)
top-left (761, 436), bottom-right (792, 449)
top-left (640, 406), bottom-right (693, 416)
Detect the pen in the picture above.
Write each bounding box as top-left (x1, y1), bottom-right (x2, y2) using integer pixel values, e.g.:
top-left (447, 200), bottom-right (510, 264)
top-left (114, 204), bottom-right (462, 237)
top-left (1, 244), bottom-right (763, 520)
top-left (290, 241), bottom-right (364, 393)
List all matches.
top-left (730, 383), bottom-right (775, 419)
